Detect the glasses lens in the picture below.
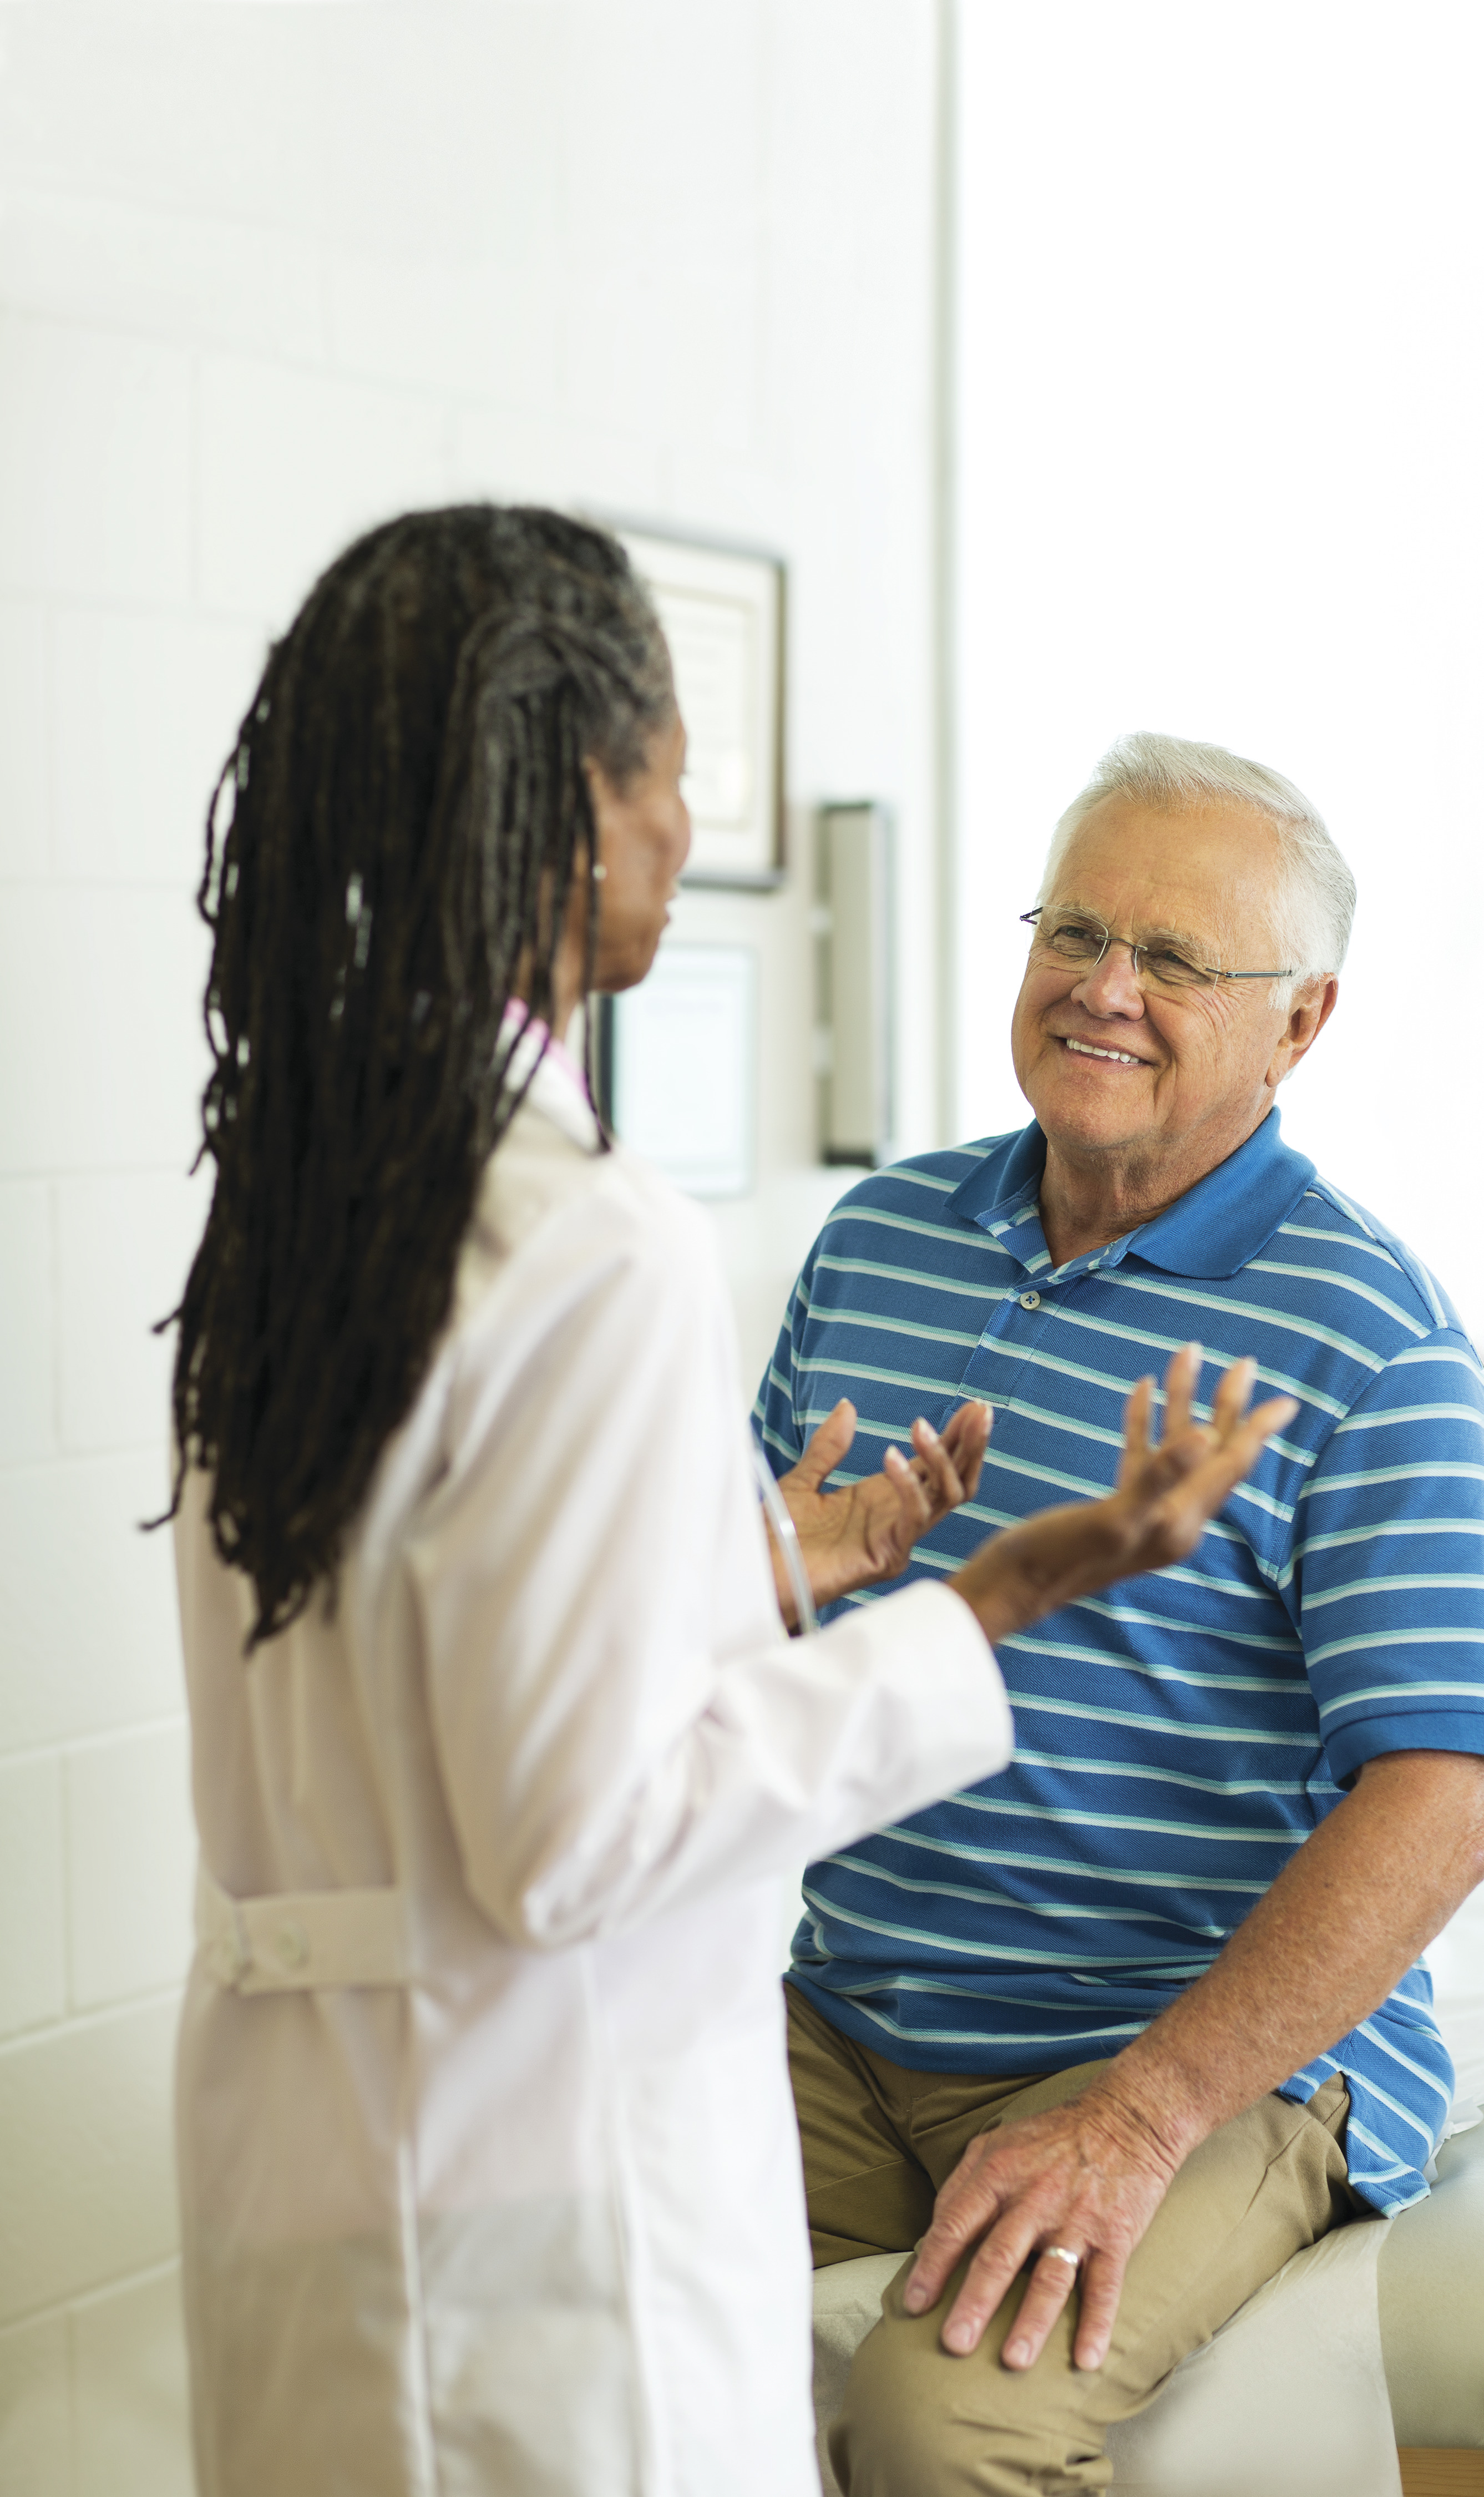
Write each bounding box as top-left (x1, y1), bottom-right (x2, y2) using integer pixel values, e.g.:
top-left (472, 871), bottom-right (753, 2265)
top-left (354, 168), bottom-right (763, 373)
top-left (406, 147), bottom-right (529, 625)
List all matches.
top-left (1035, 913), bottom-right (1219, 990)
top-left (1137, 944), bottom-right (1215, 992)
top-left (1037, 913), bottom-right (1106, 964)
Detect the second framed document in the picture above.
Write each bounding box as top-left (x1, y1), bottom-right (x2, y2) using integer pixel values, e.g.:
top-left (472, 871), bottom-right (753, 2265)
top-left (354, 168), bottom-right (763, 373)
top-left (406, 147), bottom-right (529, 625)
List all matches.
top-left (618, 528), bottom-right (785, 888)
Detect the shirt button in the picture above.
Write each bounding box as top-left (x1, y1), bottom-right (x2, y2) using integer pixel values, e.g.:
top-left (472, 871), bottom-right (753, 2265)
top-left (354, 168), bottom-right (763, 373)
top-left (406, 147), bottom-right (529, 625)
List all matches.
top-left (1019, 1290), bottom-right (1041, 1311)
top-left (275, 1920), bottom-right (310, 1971)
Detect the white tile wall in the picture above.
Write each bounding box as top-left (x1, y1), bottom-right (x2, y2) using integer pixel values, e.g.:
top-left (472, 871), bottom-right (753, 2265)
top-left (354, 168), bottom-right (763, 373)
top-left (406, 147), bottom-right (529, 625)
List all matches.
top-left (52, 608), bottom-right (265, 888)
top-left (0, 1453), bottom-right (185, 1755)
top-left (66, 1723), bottom-right (194, 2013)
top-left (556, 21), bottom-right (763, 455)
top-left (0, 598), bottom-right (49, 879)
top-left (0, 1180), bottom-right (56, 1463)
top-left (327, 245), bottom-right (561, 405)
top-left (57, 1169), bottom-right (210, 1453)
top-left (197, 354), bottom-right (450, 621)
top-left (0, 317), bottom-right (193, 604)
top-left (0, 1753), bottom-right (65, 2041)
top-left (0, 1999), bottom-right (179, 2325)
top-left (0, 10), bottom-right (333, 235)
top-left (72, 2267), bottom-right (193, 2497)
top-left (316, 10), bottom-right (568, 262)
top-left (449, 400), bottom-right (668, 525)
top-left (0, 2308), bottom-right (70, 2497)
top-left (0, 889), bottom-right (209, 1175)
top-left (0, 187), bottom-right (325, 366)
top-left (0, 8), bottom-right (944, 2487)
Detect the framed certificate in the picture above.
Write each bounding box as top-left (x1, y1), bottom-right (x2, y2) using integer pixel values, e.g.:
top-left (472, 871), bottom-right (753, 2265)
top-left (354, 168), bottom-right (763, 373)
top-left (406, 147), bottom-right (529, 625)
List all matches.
top-left (595, 942), bottom-right (757, 1199)
top-left (617, 527), bottom-right (786, 888)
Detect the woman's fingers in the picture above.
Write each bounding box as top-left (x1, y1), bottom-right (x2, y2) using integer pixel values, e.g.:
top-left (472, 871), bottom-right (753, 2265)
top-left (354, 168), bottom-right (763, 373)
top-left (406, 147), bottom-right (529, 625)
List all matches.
top-left (1161, 1342), bottom-right (1200, 1444)
top-left (1188, 1397), bottom-right (1298, 1503)
top-left (883, 1442), bottom-right (933, 1533)
top-left (910, 1417), bottom-right (967, 1518)
top-left (1172, 1389), bottom-right (1295, 1500)
top-left (789, 1400), bottom-right (995, 1606)
top-left (865, 1408), bottom-right (990, 1579)
top-left (784, 1399), bottom-right (857, 1496)
top-left (1138, 1392), bottom-right (1298, 1561)
top-left (1107, 1351), bottom-right (1298, 1569)
top-left (1208, 1353), bottom-right (1256, 1443)
top-left (939, 1401), bottom-right (992, 1502)
top-left (949, 1353), bottom-right (1295, 1639)
top-left (1115, 1375), bottom-right (1154, 1492)
top-left (1130, 1349), bottom-right (1275, 1491)
top-left (901, 1407), bottom-right (989, 1528)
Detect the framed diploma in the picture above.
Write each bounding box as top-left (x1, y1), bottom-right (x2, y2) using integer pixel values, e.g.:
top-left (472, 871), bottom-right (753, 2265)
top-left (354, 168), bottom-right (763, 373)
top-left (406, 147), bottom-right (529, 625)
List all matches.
top-left (595, 942), bottom-right (757, 1199)
top-left (617, 527), bottom-right (786, 888)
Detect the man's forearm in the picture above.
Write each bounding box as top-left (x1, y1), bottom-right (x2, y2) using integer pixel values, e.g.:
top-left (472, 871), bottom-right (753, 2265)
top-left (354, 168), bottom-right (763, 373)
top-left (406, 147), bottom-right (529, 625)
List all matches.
top-left (1086, 1748), bottom-right (1484, 2167)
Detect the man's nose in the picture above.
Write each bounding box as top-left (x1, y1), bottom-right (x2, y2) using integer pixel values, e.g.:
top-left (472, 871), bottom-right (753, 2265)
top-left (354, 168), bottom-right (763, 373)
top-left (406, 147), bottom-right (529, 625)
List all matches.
top-left (1070, 942), bottom-right (1146, 1018)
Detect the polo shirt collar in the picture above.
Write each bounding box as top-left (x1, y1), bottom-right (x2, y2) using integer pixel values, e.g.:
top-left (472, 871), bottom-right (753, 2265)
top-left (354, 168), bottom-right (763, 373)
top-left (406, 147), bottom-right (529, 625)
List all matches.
top-left (945, 1108), bottom-right (1317, 1281)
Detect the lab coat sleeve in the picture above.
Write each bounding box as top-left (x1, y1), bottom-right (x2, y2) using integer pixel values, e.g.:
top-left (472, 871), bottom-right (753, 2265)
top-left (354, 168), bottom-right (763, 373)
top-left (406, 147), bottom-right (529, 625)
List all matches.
top-left (406, 1176), bottom-right (1012, 1951)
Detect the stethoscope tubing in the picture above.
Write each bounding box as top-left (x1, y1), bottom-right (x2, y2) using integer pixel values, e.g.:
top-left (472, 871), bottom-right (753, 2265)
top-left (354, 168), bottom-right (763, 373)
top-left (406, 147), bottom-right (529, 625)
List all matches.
top-left (751, 1439), bottom-right (819, 1639)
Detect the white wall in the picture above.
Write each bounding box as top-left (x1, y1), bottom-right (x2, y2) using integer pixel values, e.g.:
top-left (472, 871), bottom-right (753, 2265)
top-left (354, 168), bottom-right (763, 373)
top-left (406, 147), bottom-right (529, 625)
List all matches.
top-left (0, 6), bottom-right (945, 2484)
top-left (954, 0), bottom-right (1484, 1340)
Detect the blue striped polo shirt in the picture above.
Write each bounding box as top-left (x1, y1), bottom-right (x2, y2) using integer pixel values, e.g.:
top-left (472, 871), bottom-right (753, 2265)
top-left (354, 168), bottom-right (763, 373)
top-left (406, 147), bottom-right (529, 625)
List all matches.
top-left (757, 1109), bottom-right (1484, 2213)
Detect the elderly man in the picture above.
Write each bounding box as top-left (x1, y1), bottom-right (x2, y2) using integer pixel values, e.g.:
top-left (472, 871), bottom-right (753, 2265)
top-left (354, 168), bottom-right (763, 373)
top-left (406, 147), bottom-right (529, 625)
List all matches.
top-left (757, 732), bottom-right (1484, 2495)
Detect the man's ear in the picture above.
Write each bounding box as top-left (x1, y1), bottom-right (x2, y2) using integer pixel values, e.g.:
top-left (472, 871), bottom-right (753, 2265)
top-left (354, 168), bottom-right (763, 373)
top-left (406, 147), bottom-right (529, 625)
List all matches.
top-left (1267, 975), bottom-right (1339, 1089)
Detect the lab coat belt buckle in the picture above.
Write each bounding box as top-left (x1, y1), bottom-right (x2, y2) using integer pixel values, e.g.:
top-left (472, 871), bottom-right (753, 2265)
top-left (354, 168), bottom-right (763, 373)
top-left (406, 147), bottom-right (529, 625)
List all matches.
top-left (205, 1916), bottom-right (252, 1989)
top-left (195, 1864), bottom-right (412, 1993)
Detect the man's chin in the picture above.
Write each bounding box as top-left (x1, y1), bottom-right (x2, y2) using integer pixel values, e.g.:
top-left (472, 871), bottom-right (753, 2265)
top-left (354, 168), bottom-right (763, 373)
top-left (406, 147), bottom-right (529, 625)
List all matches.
top-left (1026, 1086), bottom-right (1152, 1156)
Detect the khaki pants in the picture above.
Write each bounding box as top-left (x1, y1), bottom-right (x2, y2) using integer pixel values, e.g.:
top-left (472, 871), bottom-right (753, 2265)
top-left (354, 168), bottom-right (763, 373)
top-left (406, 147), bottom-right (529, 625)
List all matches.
top-left (787, 1985), bottom-right (1361, 2497)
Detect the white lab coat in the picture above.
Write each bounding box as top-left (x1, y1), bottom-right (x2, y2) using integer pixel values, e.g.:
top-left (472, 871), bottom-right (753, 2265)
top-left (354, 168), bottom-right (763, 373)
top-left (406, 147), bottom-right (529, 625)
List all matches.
top-left (173, 1044), bottom-right (1014, 2497)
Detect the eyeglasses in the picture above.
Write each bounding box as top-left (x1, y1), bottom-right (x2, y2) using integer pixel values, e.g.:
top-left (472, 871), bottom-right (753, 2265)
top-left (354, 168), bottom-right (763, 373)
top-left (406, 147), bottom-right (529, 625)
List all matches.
top-left (1020, 907), bottom-right (1293, 996)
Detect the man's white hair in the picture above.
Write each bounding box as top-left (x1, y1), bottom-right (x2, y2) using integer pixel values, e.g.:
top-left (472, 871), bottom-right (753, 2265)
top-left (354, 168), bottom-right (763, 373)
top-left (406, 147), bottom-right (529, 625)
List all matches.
top-left (1039, 731), bottom-right (1356, 999)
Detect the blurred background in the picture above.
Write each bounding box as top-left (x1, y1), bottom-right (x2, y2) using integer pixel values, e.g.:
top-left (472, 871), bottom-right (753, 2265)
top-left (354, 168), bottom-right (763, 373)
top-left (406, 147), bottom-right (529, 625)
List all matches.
top-left (0, 4), bottom-right (1479, 2487)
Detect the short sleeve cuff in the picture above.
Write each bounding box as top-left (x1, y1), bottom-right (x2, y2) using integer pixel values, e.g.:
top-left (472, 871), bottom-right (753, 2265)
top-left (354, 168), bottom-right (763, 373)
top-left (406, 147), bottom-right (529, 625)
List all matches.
top-left (1324, 1710), bottom-right (1484, 1786)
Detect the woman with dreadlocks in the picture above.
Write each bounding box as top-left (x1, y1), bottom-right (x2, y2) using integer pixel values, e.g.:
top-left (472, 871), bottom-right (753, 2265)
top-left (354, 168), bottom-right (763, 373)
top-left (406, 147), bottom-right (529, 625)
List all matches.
top-left (165, 505), bottom-right (1291, 2497)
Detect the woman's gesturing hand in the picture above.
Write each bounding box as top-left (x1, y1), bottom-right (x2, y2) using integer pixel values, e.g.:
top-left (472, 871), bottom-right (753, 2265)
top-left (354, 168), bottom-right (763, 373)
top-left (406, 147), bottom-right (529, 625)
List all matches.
top-left (767, 1397), bottom-right (992, 1626)
top-left (950, 1344), bottom-right (1296, 1645)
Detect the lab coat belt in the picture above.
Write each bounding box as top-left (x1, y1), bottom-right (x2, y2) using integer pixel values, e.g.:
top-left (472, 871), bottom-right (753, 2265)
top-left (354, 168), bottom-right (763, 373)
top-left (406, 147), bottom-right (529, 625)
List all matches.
top-left (195, 1863), bottom-right (414, 1993)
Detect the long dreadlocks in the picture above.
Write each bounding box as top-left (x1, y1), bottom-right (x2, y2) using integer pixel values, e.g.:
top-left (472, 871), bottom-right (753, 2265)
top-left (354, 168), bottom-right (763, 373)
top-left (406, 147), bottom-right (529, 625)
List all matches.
top-left (161, 506), bottom-right (675, 1648)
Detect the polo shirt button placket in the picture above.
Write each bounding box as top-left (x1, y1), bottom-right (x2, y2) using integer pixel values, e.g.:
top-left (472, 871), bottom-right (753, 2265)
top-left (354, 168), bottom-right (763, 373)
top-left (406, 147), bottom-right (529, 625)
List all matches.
top-left (1019, 1290), bottom-right (1041, 1311)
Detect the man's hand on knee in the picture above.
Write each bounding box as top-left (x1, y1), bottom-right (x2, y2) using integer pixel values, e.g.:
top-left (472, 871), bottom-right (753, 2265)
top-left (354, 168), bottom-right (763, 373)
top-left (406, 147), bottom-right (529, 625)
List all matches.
top-left (902, 2091), bottom-right (1181, 2374)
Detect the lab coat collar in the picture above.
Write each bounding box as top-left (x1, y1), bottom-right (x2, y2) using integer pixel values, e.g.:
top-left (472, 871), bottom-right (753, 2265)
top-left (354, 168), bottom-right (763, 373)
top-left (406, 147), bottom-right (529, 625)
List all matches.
top-left (945, 1108), bottom-right (1316, 1281)
top-left (502, 1009), bottom-right (602, 1153)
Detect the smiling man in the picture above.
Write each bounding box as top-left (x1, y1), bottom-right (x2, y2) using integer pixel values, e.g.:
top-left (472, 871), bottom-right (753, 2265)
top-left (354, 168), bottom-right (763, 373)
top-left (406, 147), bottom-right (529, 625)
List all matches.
top-left (757, 732), bottom-right (1484, 2495)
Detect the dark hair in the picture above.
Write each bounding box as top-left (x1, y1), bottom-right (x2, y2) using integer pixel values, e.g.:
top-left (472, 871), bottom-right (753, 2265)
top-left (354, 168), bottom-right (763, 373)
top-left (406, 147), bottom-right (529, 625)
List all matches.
top-left (162, 504), bottom-right (674, 1648)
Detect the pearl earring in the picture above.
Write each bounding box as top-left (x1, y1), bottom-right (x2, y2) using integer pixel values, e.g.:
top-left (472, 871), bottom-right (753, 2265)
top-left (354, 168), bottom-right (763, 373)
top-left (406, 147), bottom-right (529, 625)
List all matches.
top-left (592, 863), bottom-right (607, 882)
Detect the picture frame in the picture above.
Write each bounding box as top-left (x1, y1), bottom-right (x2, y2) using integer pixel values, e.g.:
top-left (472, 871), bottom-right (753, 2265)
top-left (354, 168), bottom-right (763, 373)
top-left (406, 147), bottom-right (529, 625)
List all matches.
top-left (592, 943), bottom-right (758, 1200)
top-left (615, 525), bottom-right (786, 888)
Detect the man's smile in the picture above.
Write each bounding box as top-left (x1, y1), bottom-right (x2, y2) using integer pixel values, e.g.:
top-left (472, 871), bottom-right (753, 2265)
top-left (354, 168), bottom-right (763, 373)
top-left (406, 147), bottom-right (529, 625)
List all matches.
top-left (1058, 1034), bottom-right (1149, 1068)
